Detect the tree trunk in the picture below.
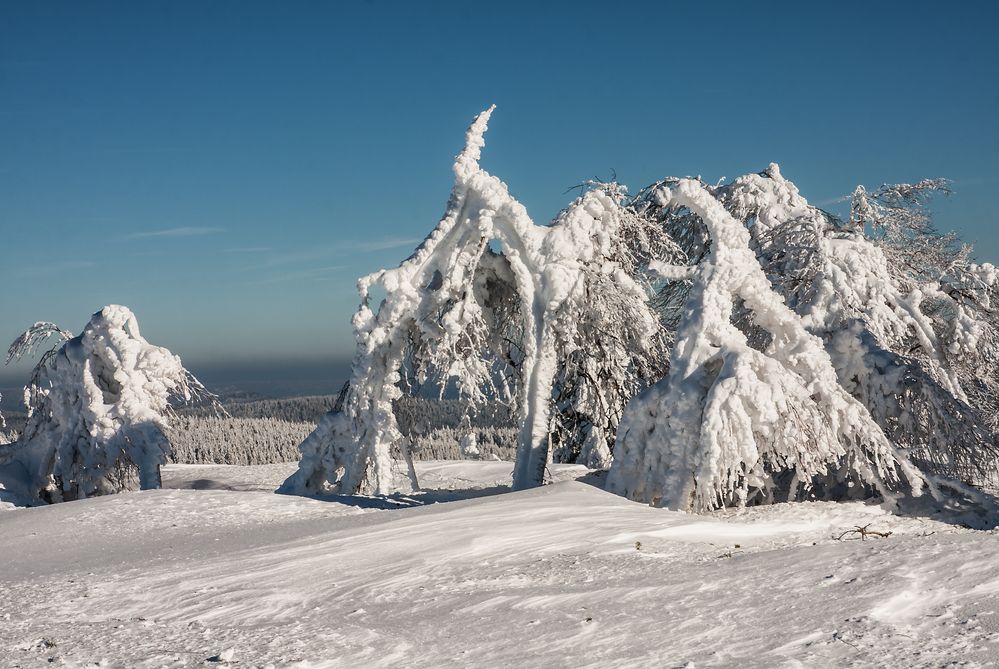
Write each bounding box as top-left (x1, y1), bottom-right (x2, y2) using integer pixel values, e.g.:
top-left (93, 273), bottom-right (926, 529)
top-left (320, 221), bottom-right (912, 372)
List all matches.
top-left (512, 327), bottom-right (557, 490)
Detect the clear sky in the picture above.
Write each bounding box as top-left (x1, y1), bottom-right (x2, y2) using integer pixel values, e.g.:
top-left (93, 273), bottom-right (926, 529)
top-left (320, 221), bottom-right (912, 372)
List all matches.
top-left (1, 1), bottom-right (997, 392)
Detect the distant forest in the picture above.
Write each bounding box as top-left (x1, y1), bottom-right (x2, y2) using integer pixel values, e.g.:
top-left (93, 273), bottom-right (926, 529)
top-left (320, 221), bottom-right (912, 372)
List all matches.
top-left (1, 394), bottom-right (517, 465)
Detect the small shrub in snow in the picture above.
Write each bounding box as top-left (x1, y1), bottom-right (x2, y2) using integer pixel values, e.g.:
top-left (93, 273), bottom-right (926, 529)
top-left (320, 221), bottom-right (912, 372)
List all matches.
top-left (459, 432), bottom-right (479, 458)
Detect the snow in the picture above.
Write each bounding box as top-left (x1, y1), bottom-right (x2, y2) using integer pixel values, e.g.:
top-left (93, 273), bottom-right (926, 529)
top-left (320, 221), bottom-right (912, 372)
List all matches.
top-left (3, 461), bottom-right (998, 667)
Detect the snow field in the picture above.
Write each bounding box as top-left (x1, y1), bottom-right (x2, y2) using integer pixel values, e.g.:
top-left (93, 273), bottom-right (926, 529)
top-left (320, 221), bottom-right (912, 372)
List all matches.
top-left (3, 461), bottom-right (998, 668)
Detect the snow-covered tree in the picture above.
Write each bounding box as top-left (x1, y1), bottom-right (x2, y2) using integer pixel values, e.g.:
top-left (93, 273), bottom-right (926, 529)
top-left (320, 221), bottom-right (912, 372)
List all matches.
top-left (281, 107), bottom-right (670, 497)
top-left (609, 165), bottom-right (999, 510)
top-left (281, 110), bottom-right (995, 509)
top-left (606, 178), bottom-right (932, 511)
top-left (1, 305), bottom-right (214, 504)
top-left (714, 168), bottom-right (996, 483)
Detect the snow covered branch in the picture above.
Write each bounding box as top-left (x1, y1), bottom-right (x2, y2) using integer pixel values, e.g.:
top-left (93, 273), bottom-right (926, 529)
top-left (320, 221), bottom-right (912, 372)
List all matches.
top-left (6, 321), bottom-right (73, 364)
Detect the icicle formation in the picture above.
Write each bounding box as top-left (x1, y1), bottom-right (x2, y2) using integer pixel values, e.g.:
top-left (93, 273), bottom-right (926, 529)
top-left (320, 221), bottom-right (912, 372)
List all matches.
top-left (281, 107), bottom-right (666, 497)
top-left (606, 178), bottom-right (930, 512)
top-left (2, 305), bottom-right (213, 503)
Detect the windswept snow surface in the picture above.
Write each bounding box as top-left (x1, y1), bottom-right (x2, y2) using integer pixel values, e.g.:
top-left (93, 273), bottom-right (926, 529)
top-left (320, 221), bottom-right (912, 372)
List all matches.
top-left (3, 461), bottom-right (999, 668)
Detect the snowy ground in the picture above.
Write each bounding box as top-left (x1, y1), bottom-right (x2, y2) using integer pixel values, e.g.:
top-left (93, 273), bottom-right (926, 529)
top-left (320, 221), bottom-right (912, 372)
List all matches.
top-left (3, 461), bottom-right (999, 668)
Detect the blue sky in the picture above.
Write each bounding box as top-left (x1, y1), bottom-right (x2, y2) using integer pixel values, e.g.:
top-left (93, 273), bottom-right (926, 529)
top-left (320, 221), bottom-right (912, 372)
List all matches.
top-left (1, 1), bottom-right (997, 392)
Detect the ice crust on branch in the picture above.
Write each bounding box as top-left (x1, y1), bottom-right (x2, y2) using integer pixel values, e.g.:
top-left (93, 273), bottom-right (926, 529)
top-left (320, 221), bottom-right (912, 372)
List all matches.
top-left (1, 305), bottom-right (214, 504)
top-left (606, 178), bottom-right (929, 512)
top-left (281, 107), bottom-right (668, 496)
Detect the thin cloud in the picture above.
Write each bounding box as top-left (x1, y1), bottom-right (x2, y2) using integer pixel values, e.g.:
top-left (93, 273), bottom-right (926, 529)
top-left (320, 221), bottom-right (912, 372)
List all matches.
top-left (21, 260), bottom-right (96, 277)
top-left (124, 227), bottom-right (225, 240)
top-left (813, 194), bottom-right (852, 207)
top-left (0, 59), bottom-right (45, 68)
top-left (950, 175), bottom-right (999, 187)
top-left (101, 146), bottom-right (201, 155)
top-left (224, 246), bottom-right (271, 253)
top-left (252, 265), bottom-right (347, 285)
top-left (238, 236), bottom-right (422, 272)
top-left (337, 237), bottom-right (422, 253)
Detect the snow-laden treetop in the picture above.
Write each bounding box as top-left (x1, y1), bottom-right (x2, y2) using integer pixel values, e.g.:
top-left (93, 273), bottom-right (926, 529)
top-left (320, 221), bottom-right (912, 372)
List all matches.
top-left (3, 305), bottom-right (215, 503)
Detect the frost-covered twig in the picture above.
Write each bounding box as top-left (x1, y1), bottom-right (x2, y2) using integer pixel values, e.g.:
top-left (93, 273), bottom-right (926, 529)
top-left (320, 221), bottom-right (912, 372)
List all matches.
top-left (833, 524), bottom-right (893, 541)
top-left (6, 322), bottom-right (72, 364)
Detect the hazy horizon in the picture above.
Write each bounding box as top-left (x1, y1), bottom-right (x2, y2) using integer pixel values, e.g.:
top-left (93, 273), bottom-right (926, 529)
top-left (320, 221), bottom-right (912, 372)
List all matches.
top-left (0, 355), bottom-right (353, 414)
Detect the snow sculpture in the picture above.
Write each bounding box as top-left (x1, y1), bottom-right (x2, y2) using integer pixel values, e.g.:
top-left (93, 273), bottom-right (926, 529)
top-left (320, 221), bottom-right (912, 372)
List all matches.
top-left (2, 305), bottom-right (213, 503)
top-left (606, 178), bottom-right (931, 511)
top-left (281, 107), bottom-right (668, 496)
